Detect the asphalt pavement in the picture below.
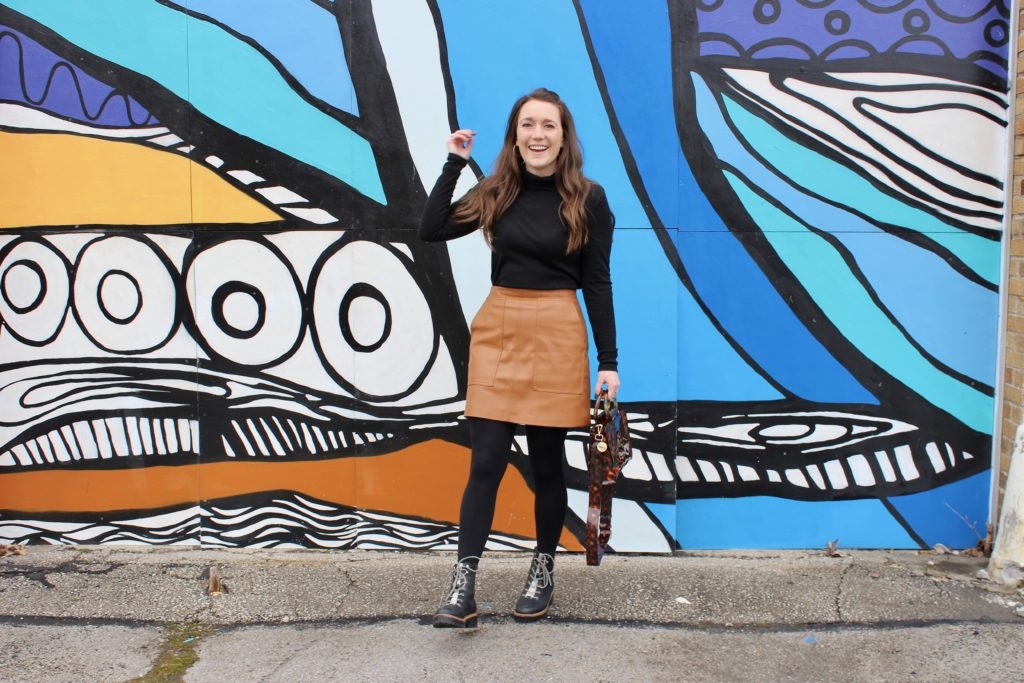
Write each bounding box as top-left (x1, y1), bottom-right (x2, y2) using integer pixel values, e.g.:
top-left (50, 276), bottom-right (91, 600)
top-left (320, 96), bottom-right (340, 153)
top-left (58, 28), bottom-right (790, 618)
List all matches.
top-left (1, 546), bottom-right (1022, 682)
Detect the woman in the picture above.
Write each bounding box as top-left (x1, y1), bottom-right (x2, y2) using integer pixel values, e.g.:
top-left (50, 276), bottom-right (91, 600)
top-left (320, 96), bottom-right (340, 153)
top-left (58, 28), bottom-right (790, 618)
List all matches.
top-left (419, 88), bottom-right (620, 628)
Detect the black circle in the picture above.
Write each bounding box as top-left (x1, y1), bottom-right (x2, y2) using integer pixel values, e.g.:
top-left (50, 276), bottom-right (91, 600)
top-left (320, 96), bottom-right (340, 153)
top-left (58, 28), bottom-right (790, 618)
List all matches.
top-left (97, 269), bottom-right (142, 324)
top-left (697, 0), bottom-right (725, 10)
top-left (754, 0), bottom-right (781, 24)
top-left (211, 281), bottom-right (266, 340)
top-left (1, 259), bottom-right (47, 314)
top-left (824, 9), bottom-right (850, 35)
top-left (339, 283), bottom-right (391, 353)
top-left (903, 9), bottom-right (929, 35)
top-left (984, 19), bottom-right (1008, 47)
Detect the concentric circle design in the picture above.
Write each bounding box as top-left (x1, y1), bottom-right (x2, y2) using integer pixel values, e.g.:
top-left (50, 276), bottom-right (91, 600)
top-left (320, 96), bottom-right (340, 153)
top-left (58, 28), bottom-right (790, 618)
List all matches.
top-left (902, 9), bottom-right (929, 35)
top-left (824, 10), bottom-right (850, 36)
top-left (0, 238), bottom-right (70, 345)
top-left (754, 0), bottom-right (781, 25)
top-left (73, 236), bottom-right (177, 353)
top-left (984, 19), bottom-right (1008, 48)
top-left (186, 238), bottom-right (304, 367)
top-left (310, 239), bottom-right (435, 399)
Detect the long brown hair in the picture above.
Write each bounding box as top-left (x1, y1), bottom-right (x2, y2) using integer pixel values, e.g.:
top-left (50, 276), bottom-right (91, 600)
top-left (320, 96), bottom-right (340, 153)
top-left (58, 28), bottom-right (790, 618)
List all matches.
top-left (451, 88), bottom-right (593, 253)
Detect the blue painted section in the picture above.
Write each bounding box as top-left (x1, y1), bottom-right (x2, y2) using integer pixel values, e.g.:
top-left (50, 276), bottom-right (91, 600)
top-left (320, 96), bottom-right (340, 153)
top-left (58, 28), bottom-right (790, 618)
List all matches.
top-left (887, 471), bottom-right (992, 550)
top-left (577, 0), bottom-right (722, 232)
top-left (436, 0), bottom-right (646, 230)
top-left (580, 0), bottom-right (875, 402)
top-left (675, 496), bottom-right (917, 549)
top-left (839, 233), bottom-right (999, 387)
top-left (166, 0), bottom-right (357, 115)
top-left (709, 78), bottom-right (1000, 285)
top-left (4, 0), bottom-right (385, 203)
top-left (645, 502), bottom-right (679, 543)
top-left (671, 229), bottom-right (876, 403)
top-left (677, 276), bottom-right (783, 401)
top-left (725, 169), bottom-right (993, 434)
top-left (688, 75), bottom-right (999, 387)
top-left (593, 230), bottom-right (677, 401)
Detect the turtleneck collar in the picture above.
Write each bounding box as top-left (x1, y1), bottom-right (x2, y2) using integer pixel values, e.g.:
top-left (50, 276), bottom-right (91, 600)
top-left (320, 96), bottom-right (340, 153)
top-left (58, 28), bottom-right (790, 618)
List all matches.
top-left (522, 167), bottom-right (558, 191)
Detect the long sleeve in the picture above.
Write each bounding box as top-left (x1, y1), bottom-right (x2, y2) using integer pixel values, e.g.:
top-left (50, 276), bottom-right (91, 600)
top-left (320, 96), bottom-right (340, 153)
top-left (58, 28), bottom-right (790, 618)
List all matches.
top-left (418, 153), bottom-right (479, 242)
top-left (580, 184), bottom-right (618, 371)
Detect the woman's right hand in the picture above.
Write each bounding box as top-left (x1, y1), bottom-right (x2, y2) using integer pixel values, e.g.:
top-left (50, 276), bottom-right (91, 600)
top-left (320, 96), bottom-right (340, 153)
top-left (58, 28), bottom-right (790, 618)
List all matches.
top-left (447, 129), bottom-right (476, 159)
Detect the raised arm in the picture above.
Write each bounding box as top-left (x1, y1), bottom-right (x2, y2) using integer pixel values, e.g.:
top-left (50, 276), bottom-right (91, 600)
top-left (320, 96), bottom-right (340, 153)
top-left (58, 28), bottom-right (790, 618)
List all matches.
top-left (418, 130), bottom-right (479, 242)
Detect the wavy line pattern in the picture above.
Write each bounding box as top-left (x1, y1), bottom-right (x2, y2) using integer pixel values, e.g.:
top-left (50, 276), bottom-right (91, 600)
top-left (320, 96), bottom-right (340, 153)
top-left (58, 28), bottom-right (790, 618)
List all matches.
top-left (0, 493), bottom-right (539, 550)
top-left (0, 27), bottom-right (156, 127)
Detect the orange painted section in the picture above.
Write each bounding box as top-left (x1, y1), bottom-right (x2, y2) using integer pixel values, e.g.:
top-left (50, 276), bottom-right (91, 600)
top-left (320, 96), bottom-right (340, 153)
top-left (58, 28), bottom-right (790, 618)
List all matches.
top-left (0, 439), bottom-right (583, 550)
top-left (0, 131), bottom-right (282, 227)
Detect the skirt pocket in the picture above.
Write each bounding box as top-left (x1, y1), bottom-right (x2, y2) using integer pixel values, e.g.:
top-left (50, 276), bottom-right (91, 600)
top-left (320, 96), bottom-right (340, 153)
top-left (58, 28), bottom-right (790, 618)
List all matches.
top-left (532, 298), bottom-right (588, 395)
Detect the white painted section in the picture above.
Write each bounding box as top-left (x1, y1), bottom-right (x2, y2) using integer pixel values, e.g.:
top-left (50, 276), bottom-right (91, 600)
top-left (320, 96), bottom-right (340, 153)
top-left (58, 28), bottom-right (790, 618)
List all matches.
top-left (621, 453), bottom-right (652, 481)
top-left (0, 102), bottom-right (169, 137)
top-left (925, 442), bottom-right (947, 474)
top-left (674, 456), bottom-right (699, 483)
top-left (679, 423), bottom-right (759, 442)
top-left (760, 423), bottom-right (811, 438)
top-left (874, 450), bottom-right (897, 483)
top-left (565, 489), bottom-right (671, 553)
top-left (893, 445), bottom-right (920, 481)
top-left (565, 439), bottom-right (587, 471)
top-left (279, 206), bottom-right (338, 224)
top-left (148, 133), bottom-right (184, 147)
top-left (256, 186), bottom-right (308, 204)
top-left (724, 68), bottom-right (1005, 230)
top-left (805, 464), bottom-right (825, 489)
top-left (696, 459), bottom-right (720, 483)
top-left (370, 0), bottom-right (493, 324)
top-left (646, 452), bottom-right (673, 481)
top-left (737, 465), bottom-right (759, 481)
top-left (847, 454), bottom-right (875, 487)
top-left (226, 169), bottom-right (265, 184)
top-left (989, 424), bottom-right (1024, 585)
top-left (785, 469), bottom-right (809, 488)
top-left (823, 459), bottom-right (848, 489)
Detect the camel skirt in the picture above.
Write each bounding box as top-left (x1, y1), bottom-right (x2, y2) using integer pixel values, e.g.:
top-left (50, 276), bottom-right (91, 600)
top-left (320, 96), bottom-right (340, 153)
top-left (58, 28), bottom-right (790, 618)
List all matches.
top-left (465, 286), bottom-right (590, 428)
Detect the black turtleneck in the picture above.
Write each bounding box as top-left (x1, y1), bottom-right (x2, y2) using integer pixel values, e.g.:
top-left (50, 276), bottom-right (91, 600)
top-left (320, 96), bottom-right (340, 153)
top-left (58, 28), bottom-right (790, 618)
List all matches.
top-left (419, 153), bottom-right (617, 371)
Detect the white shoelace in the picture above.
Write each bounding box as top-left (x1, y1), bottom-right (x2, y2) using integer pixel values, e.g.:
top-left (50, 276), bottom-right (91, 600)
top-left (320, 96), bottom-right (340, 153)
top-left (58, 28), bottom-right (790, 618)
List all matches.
top-left (522, 554), bottom-right (554, 599)
top-left (443, 558), bottom-right (479, 605)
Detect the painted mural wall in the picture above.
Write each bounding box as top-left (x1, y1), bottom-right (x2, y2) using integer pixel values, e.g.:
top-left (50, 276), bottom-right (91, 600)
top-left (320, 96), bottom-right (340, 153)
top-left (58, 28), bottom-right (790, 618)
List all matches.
top-left (0, 0), bottom-right (1012, 551)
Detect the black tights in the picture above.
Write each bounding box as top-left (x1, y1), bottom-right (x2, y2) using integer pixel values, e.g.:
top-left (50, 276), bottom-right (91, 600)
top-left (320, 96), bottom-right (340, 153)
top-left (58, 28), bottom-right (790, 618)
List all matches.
top-left (457, 417), bottom-right (568, 560)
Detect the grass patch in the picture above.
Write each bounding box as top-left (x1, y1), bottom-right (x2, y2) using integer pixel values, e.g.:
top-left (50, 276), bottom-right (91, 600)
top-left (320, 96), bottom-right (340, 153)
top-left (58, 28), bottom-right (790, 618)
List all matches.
top-left (130, 621), bottom-right (211, 683)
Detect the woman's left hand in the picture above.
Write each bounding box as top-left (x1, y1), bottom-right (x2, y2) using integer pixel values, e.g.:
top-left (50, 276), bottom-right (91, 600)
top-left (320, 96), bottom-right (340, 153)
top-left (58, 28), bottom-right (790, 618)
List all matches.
top-left (594, 370), bottom-right (620, 401)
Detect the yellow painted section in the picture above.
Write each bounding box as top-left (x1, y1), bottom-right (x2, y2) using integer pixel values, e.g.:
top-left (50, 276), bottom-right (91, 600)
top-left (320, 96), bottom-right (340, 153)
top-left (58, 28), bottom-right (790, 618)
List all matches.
top-left (0, 131), bottom-right (282, 227)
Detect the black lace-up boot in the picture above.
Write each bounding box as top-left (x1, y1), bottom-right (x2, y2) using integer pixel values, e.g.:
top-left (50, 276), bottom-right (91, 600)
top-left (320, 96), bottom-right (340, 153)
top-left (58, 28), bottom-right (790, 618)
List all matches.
top-left (432, 557), bottom-right (480, 628)
top-left (513, 551), bottom-right (554, 621)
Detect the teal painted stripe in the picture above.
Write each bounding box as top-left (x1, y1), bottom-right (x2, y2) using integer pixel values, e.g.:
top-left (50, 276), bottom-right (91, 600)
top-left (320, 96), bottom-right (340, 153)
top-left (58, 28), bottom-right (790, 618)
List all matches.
top-left (724, 170), bottom-right (992, 434)
top-left (721, 95), bottom-right (998, 285)
top-left (5, 0), bottom-right (385, 203)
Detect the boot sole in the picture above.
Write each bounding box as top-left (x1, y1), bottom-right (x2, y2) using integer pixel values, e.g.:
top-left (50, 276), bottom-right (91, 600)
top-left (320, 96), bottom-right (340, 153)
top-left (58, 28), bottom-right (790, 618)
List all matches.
top-left (432, 612), bottom-right (478, 628)
top-left (512, 599), bottom-right (552, 622)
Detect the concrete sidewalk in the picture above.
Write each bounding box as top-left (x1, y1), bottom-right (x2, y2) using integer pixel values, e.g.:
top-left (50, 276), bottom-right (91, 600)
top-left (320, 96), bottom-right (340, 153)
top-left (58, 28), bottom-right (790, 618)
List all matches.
top-left (1, 546), bottom-right (1022, 681)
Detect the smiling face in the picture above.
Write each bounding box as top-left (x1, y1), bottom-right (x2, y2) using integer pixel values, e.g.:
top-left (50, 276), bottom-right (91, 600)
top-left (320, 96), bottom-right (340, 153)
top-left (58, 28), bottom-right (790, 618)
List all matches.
top-left (515, 99), bottom-right (564, 177)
